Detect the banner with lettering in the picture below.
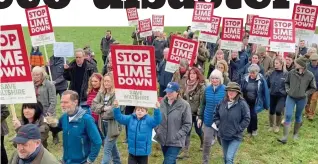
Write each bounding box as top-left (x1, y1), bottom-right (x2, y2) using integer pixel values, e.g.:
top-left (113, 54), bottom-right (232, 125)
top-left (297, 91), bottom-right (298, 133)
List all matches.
top-left (191, 2), bottom-right (214, 31)
top-left (25, 5), bottom-right (55, 46)
top-left (292, 3), bottom-right (318, 40)
top-left (111, 45), bottom-right (157, 108)
top-left (248, 17), bottom-right (271, 46)
top-left (245, 14), bottom-right (258, 31)
top-left (270, 18), bottom-right (296, 53)
top-left (152, 15), bottom-right (164, 32)
top-left (0, 24), bottom-right (37, 104)
top-left (139, 18), bottom-right (153, 38)
top-left (126, 7), bottom-right (139, 26)
top-left (221, 17), bottom-right (243, 51)
top-left (198, 15), bottom-right (221, 43)
top-left (165, 36), bottom-right (198, 73)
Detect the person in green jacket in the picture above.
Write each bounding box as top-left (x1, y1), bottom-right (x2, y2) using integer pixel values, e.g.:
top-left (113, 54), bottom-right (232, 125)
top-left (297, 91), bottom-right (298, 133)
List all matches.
top-left (9, 124), bottom-right (59, 164)
top-left (278, 57), bottom-right (316, 144)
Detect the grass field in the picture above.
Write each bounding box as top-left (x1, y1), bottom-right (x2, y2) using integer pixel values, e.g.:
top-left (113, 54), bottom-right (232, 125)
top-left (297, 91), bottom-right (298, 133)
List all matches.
top-left (3, 27), bottom-right (318, 164)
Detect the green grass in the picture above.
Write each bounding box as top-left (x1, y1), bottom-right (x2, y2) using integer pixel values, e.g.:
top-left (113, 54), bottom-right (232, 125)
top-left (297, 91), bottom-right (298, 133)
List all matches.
top-left (3, 27), bottom-right (318, 164)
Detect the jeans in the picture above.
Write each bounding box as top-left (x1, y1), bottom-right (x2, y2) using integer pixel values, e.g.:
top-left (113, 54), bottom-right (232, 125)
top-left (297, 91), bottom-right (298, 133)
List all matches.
top-left (101, 121), bottom-right (121, 164)
top-left (285, 96), bottom-right (307, 124)
top-left (161, 146), bottom-right (182, 164)
top-left (221, 139), bottom-right (241, 164)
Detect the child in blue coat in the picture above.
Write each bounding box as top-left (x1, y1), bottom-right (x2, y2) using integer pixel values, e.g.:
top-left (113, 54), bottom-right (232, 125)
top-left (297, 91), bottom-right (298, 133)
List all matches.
top-left (113, 100), bottom-right (162, 164)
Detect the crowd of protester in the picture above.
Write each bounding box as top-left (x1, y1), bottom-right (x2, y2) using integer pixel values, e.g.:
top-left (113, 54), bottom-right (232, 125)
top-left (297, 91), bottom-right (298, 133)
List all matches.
top-left (1, 25), bottom-right (318, 164)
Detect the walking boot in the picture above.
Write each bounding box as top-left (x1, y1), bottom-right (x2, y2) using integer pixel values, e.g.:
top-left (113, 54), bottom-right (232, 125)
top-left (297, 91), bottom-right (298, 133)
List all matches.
top-left (199, 135), bottom-right (203, 151)
top-left (274, 115), bottom-right (282, 133)
top-left (277, 124), bottom-right (290, 144)
top-left (177, 148), bottom-right (189, 159)
top-left (268, 114), bottom-right (275, 132)
top-left (293, 122), bottom-right (303, 140)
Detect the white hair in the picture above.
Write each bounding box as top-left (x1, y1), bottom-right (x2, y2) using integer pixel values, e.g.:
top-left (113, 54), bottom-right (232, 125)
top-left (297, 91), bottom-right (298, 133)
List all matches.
top-left (32, 66), bottom-right (47, 78)
top-left (248, 64), bottom-right (260, 73)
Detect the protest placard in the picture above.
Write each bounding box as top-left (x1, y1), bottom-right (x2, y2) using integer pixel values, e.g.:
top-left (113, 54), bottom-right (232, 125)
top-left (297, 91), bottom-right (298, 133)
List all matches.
top-left (245, 14), bottom-right (258, 31)
top-left (198, 15), bottom-right (221, 43)
top-left (111, 45), bottom-right (157, 108)
top-left (0, 24), bottom-right (37, 104)
top-left (248, 17), bottom-right (271, 46)
top-left (165, 36), bottom-right (198, 73)
top-left (221, 17), bottom-right (243, 51)
top-left (270, 18), bottom-right (296, 53)
top-left (152, 15), bottom-right (164, 32)
top-left (308, 34), bottom-right (318, 46)
top-left (53, 42), bottom-right (74, 58)
top-left (126, 7), bottom-right (139, 26)
top-left (25, 5), bottom-right (55, 46)
top-left (292, 3), bottom-right (318, 40)
top-left (191, 2), bottom-right (214, 31)
top-left (138, 18), bottom-right (153, 38)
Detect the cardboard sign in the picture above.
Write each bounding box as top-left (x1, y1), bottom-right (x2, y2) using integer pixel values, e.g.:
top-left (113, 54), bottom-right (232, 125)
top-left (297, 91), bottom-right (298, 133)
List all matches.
top-left (165, 36), bottom-right (198, 73)
top-left (270, 18), bottom-right (296, 53)
top-left (248, 17), bottom-right (271, 46)
top-left (199, 15), bottom-right (221, 43)
top-left (191, 2), bottom-right (214, 31)
top-left (152, 15), bottom-right (164, 32)
top-left (126, 7), bottom-right (139, 26)
top-left (53, 42), bottom-right (74, 58)
top-left (25, 5), bottom-right (55, 46)
top-left (221, 17), bottom-right (243, 51)
top-left (111, 45), bottom-right (157, 108)
top-left (245, 14), bottom-right (258, 31)
top-left (292, 3), bottom-right (318, 40)
top-left (0, 24), bottom-right (37, 104)
top-left (138, 18), bottom-right (153, 38)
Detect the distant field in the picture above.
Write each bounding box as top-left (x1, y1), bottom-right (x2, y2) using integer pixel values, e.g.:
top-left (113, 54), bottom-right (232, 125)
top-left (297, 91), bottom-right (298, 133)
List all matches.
top-left (3, 27), bottom-right (318, 164)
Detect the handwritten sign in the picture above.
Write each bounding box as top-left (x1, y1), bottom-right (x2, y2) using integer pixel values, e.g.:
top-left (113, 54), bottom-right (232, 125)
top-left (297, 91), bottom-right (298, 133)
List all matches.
top-left (53, 42), bottom-right (74, 58)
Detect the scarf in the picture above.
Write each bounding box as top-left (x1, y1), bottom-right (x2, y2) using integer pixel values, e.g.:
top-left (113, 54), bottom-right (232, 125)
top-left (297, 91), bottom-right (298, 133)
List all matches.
top-left (185, 79), bottom-right (198, 95)
top-left (18, 145), bottom-right (41, 164)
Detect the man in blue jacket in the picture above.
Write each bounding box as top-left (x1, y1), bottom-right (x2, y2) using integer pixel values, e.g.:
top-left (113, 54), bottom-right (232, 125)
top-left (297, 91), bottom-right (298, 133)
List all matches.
top-left (58, 90), bottom-right (102, 164)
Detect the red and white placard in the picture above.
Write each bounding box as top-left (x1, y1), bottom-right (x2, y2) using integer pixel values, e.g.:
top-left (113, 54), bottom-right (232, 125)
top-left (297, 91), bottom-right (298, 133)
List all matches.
top-left (25, 5), bottom-right (55, 46)
top-left (165, 36), bottom-right (198, 73)
top-left (126, 7), bottom-right (139, 26)
top-left (292, 3), bottom-right (318, 40)
top-left (191, 2), bottom-right (214, 31)
top-left (245, 14), bottom-right (258, 31)
top-left (152, 15), bottom-right (164, 32)
top-left (111, 45), bottom-right (157, 108)
top-left (0, 24), bottom-right (37, 104)
top-left (138, 19), bottom-right (153, 38)
top-left (221, 17), bottom-right (243, 51)
top-left (270, 19), bottom-right (296, 53)
top-left (248, 17), bottom-right (271, 46)
top-left (198, 16), bottom-right (221, 43)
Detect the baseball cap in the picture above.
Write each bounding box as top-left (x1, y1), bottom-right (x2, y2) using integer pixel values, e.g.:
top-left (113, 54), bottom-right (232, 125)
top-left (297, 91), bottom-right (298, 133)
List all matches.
top-left (12, 124), bottom-right (41, 144)
top-left (164, 82), bottom-right (180, 93)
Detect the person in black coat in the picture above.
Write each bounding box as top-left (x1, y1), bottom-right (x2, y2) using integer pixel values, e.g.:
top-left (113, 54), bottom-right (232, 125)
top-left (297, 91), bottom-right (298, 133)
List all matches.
top-left (213, 82), bottom-right (250, 164)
